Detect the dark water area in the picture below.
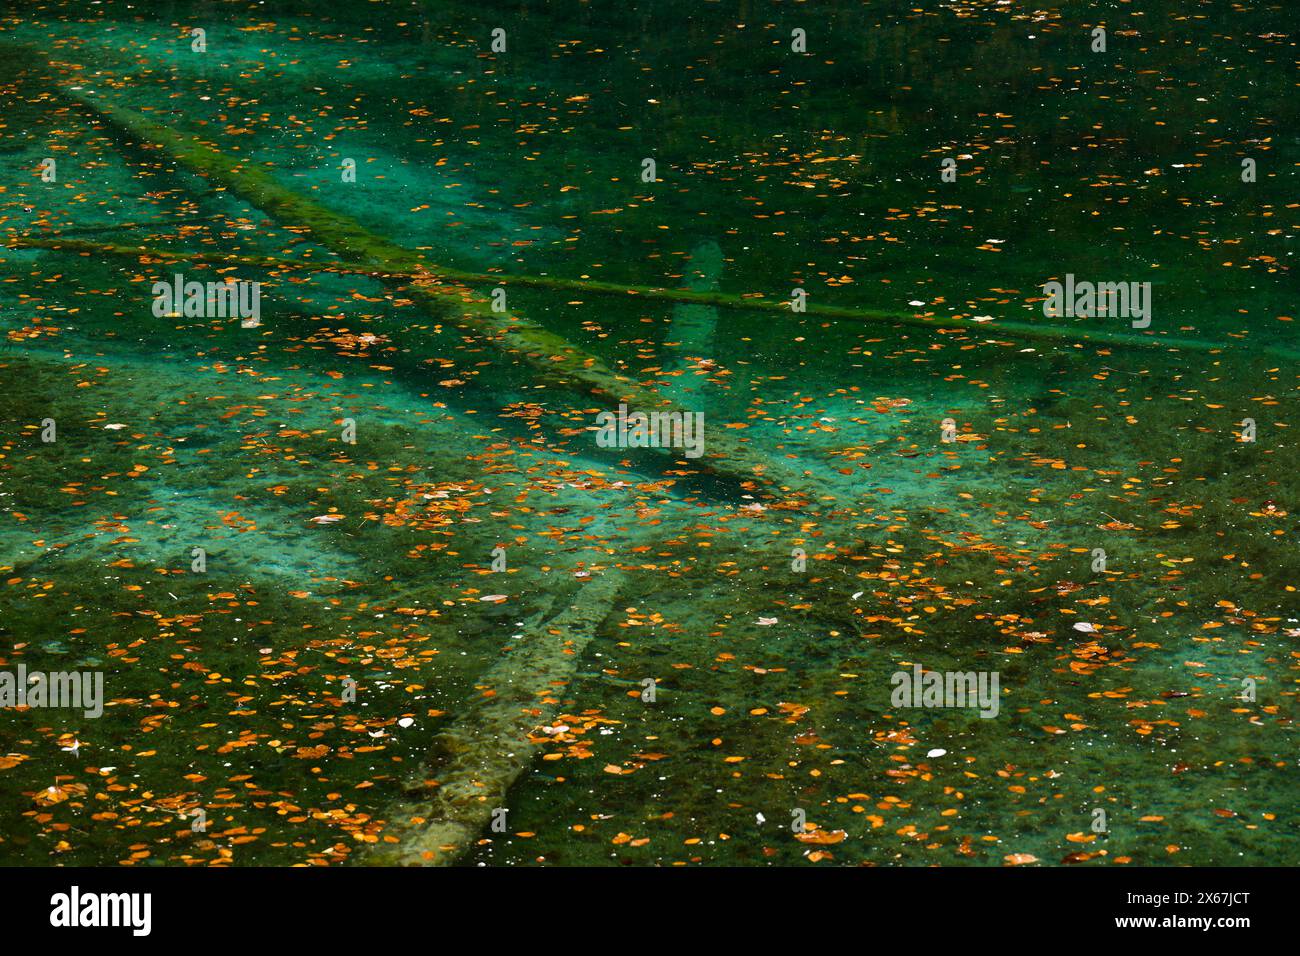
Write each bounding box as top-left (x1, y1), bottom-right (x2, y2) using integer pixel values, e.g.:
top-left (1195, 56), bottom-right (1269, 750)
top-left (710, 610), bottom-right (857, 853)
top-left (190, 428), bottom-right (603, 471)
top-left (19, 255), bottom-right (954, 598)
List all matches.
top-left (0, 0), bottom-right (1295, 868)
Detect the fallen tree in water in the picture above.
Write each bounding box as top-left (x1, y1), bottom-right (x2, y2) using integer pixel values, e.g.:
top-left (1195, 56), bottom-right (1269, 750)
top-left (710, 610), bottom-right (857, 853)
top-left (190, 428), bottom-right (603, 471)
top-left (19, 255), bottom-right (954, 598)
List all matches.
top-left (61, 90), bottom-right (824, 501)
top-left (363, 573), bottom-right (624, 866)
top-left (11, 233), bottom-right (1280, 361)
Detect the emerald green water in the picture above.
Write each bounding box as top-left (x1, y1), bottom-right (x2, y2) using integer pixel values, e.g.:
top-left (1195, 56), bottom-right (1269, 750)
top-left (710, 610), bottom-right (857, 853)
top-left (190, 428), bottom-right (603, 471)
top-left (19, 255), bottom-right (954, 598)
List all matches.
top-left (0, 0), bottom-right (1295, 866)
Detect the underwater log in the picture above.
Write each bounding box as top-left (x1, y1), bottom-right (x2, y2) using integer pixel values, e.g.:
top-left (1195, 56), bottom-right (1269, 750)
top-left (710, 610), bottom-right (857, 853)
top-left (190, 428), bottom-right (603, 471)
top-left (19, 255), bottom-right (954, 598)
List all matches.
top-left (9, 234), bottom-right (1282, 362)
top-left (361, 572), bottom-right (624, 866)
top-left (59, 90), bottom-right (826, 501)
top-left (662, 238), bottom-right (724, 408)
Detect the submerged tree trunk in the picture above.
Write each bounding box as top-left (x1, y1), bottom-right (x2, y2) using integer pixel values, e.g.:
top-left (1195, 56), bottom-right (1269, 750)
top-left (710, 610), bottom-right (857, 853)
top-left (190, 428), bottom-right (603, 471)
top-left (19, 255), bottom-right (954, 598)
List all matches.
top-left (61, 90), bottom-right (826, 501)
top-left (661, 239), bottom-right (724, 408)
top-left (362, 572), bottom-right (624, 866)
top-left (10, 233), bottom-right (1274, 360)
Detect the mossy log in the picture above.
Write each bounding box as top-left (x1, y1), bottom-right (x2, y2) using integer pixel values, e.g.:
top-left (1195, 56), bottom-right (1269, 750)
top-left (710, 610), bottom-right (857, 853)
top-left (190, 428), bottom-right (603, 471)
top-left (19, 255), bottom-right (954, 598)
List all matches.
top-left (61, 91), bottom-right (825, 500)
top-left (10, 234), bottom-right (1278, 361)
top-left (6, 235), bottom-right (415, 279)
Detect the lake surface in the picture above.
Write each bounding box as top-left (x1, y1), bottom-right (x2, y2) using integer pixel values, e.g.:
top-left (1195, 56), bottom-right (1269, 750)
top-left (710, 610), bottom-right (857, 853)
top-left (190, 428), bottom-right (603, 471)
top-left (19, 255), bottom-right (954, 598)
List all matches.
top-left (0, 0), bottom-right (1295, 867)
